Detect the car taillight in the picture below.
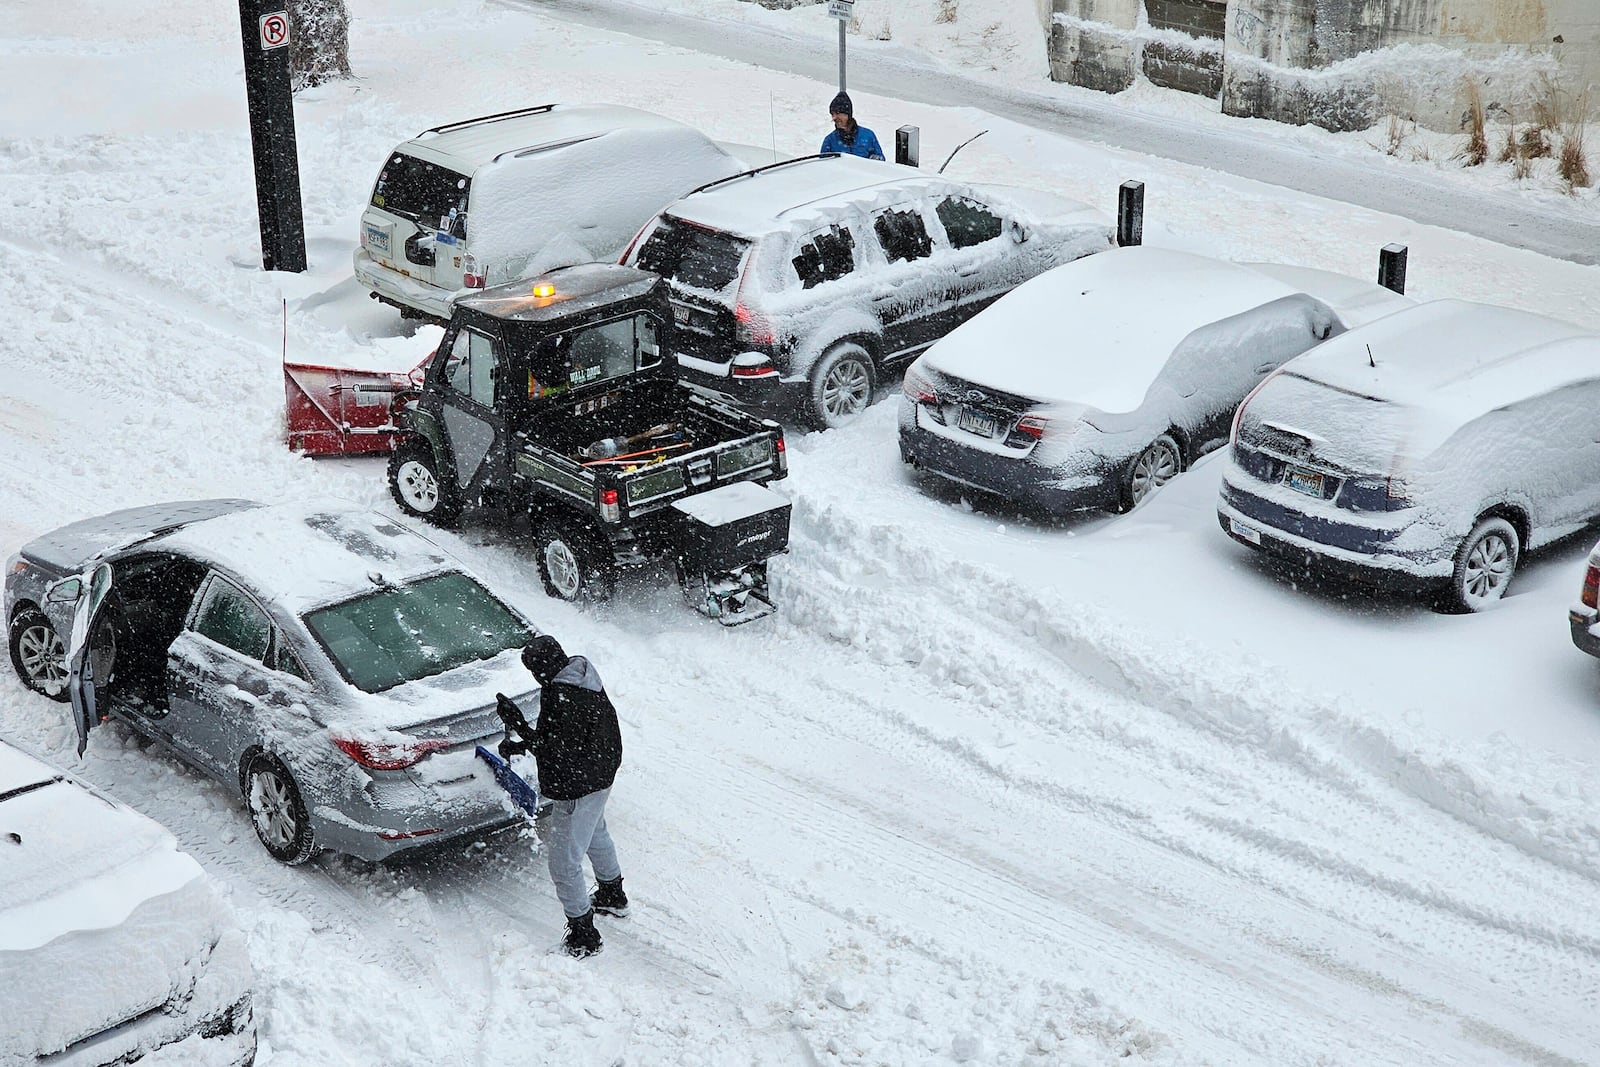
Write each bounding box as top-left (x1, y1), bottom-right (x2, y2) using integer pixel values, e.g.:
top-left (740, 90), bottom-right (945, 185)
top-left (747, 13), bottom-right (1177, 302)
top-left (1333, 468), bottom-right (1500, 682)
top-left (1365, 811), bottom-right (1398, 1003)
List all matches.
top-left (462, 253), bottom-right (484, 289)
top-left (1015, 415), bottom-right (1048, 441)
top-left (775, 434), bottom-right (787, 474)
top-left (1583, 564), bottom-right (1600, 609)
top-left (600, 488), bottom-right (620, 523)
top-left (903, 366), bottom-right (937, 404)
top-left (333, 735), bottom-right (448, 770)
top-left (734, 302), bottom-right (774, 347)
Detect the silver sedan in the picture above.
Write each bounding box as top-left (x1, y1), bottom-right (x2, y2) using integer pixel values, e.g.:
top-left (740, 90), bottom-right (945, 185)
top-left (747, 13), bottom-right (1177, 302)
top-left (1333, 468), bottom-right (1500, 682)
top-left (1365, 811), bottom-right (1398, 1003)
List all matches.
top-left (5, 499), bottom-right (540, 864)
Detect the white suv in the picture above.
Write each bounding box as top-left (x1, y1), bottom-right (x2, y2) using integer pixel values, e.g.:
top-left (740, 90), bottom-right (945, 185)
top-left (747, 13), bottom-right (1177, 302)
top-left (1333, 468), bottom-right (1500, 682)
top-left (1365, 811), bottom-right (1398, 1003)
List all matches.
top-left (622, 154), bottom-right (1113, 428)
top-left (354, 104), bottom-right (747, 321)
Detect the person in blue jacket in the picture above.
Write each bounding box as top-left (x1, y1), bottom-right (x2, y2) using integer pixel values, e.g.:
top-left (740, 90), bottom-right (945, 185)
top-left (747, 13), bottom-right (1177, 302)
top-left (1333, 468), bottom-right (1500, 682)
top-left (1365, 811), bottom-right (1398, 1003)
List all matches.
top-left (820, 91), bottom-right (885, 160)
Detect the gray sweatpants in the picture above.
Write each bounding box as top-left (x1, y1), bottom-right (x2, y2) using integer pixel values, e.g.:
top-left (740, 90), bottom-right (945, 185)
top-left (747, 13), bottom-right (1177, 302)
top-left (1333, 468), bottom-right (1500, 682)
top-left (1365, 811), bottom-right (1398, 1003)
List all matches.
top-left (545, 788), bottom-right (621, 918)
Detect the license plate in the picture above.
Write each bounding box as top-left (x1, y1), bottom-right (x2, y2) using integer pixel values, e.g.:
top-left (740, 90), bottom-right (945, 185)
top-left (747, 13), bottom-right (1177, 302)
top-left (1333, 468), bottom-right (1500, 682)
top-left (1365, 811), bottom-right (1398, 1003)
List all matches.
top-left (1285, 466), bottom-right (1324, 497)
top-left (1228, 518), bottom-right (1261, 545)
top-left (957, 406), bottom-right (998, 437)
top-left (365, 225), bottom-right (390, 255)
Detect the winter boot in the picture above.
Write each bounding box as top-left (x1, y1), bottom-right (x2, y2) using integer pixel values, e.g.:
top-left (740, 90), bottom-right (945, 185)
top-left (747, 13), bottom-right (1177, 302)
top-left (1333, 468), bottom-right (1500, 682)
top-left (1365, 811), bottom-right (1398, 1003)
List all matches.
top-left (563, 909), bottom-right (602, 959)
top-left (591, 876), bottom-right (630, 918)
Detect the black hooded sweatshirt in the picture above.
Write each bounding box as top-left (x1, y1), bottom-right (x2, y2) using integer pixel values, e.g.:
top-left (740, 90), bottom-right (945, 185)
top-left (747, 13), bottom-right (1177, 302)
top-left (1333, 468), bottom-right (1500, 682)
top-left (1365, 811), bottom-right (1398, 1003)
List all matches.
top-left (531, 656), bottom-right (622, 801)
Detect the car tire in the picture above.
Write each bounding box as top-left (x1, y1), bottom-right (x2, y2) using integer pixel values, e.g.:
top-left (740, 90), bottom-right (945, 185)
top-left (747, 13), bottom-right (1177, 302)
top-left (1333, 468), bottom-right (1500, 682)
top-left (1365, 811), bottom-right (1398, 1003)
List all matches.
top-left (388, 442), bottom-right (461, 526)
top-left (245, 754), bottom-right (317, 866)
top-left (9, 607), bottom-right (69, 701)
top-left (805, 342), bottom-right (876, 430)
top-left (1443, 516), bottom-right (1520, 613)
top-left (1117, 435), bottom-right (1183, 512)
top-left (535, 522), bottom-right (615, 603)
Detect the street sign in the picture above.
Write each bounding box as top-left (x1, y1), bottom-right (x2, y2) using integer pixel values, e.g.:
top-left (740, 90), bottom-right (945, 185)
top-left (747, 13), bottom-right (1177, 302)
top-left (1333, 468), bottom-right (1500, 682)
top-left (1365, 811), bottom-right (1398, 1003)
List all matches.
top-left (828, 0), bottom-right (854, 20)
top-left (258, 10), bottom-right (290, 51)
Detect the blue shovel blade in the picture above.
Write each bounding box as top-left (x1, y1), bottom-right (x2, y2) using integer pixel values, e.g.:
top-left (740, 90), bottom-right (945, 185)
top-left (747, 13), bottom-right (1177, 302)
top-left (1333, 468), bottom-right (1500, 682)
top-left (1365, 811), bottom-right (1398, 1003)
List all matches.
top-left (475, 745), bottom-right (542, 817)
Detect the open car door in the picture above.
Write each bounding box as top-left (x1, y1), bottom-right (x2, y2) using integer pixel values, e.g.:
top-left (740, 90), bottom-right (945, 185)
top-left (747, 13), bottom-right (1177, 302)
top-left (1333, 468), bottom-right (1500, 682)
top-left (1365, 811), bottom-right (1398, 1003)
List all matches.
top-left (65, 562), bottom-right (113, 757)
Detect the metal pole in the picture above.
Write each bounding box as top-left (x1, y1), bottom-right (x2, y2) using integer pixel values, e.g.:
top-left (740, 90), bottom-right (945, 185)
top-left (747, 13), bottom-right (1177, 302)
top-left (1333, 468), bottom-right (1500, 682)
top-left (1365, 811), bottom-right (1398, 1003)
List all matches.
top-left (838, 19), bottom-right (847, 91)
top-left (237, 0), bottom-right (307, 273)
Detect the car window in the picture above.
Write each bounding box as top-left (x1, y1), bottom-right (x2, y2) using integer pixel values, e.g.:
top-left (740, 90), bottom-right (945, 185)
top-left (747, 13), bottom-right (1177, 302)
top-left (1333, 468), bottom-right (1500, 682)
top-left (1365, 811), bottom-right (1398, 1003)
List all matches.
top-left (370, 152), bottom-right (470, 225)
top-left (873, 208), bottom-right (933, 264)
top-left (533, 314), bottom-right (661, 397)
top-left (444, 328), bottom-right (499, 407)
top-left (192, 577), bottom-right (271, 662)
top-left (302, 571), bottom-right (533, 693)
top-left (634, 217), bottom-right (749, 291)
top-left (936, 197), bottom-right (1003, 249)
top-left (269, 642), bottom-right (310, 682)
top-left (792, 225), bottom-right (857, 289)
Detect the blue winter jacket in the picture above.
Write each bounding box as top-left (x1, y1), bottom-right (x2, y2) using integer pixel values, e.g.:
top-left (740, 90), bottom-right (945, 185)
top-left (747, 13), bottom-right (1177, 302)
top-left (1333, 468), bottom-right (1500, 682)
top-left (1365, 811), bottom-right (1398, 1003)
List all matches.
top-left (821, 124), bottom-right (885, 161)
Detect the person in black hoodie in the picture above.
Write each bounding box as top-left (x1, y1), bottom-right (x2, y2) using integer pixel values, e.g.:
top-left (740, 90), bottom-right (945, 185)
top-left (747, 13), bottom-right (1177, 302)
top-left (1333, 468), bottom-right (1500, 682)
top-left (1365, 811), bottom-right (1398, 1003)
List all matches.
top-left (497, 634), bottom-right (626, 958)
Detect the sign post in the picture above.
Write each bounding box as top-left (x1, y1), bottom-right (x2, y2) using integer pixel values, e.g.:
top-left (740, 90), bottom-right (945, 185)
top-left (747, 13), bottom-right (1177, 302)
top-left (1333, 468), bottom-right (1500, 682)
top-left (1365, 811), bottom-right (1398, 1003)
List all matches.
top-left (237, 0), bottom-right (307, 273)
top-left (828, 0), bottom-right (853, 91)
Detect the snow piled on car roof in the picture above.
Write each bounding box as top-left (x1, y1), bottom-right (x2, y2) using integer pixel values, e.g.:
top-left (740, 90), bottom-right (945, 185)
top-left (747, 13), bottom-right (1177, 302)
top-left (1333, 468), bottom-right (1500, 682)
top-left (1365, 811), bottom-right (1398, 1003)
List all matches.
top-left (468, 125), bottom-right (743, 284)
top-left (152, 501), bottom-right (453, 614)
top-left (1284, 299), bottom-right (1600, 417)
top-left (921, 247), bottom-right (1311, 410)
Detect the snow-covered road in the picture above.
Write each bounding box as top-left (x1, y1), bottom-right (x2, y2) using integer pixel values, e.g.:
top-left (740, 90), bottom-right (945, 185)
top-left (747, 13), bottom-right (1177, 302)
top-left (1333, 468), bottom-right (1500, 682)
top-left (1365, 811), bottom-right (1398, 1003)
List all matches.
top-left (3, 1), bottom-right (1600, 1064)
top-left (509, 0), bottom-right (1600, 265)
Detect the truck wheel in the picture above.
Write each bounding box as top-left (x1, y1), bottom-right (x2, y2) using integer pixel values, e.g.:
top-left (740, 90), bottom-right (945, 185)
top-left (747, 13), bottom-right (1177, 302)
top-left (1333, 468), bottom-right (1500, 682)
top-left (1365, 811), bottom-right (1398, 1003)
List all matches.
top-left (805, 342), bottom-right (875, 431)
top-left (535, 523), bottom-right (615, 603)
top-left (388, 442), bottom-right (461, 526)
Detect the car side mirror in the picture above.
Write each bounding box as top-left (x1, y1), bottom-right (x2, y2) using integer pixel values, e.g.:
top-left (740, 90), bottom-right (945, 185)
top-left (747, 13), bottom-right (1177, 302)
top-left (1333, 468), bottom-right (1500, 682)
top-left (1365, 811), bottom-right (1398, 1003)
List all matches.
top-left (1008, 219), bottom-right (1028, 244)
top-left (46, 577), bottom-right (83, 603)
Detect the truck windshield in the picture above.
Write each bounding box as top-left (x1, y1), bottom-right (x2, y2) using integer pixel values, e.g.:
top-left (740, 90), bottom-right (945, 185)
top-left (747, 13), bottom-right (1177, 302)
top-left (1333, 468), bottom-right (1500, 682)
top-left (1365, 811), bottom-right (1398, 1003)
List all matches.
top-left (371, 152), bottom-right (470, 226)
top-left (303, 571), bottom-right (531, 693)
top-left (635, 217), bottom-right (749, 292)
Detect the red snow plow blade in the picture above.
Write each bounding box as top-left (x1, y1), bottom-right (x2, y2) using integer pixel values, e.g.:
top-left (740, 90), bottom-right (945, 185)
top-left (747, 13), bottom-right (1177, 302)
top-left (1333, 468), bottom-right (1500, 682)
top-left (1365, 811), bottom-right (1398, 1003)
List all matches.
top-left (284, 357), bottom-right (428, 456)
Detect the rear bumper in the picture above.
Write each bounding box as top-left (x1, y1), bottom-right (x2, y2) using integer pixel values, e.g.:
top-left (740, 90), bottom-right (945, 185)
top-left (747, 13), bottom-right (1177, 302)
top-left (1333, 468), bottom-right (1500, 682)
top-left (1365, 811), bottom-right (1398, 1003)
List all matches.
top-left (352, 249), bottom-right (453, 320)
top-left (898, 404), bottom-right (1117, 514)
top-left (676, 351), bottom-right (786, 407)
top-left (1570, 606), bottom-right (1600, 659)
top-left (1217, 479), bottom-right (1448, 594)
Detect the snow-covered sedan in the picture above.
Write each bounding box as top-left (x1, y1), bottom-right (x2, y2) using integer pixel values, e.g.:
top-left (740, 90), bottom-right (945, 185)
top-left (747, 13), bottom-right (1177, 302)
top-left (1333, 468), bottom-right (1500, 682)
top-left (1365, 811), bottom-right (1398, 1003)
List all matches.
top-left (898, 246), bottom-right (1412, 513)
top-left (4, 500), bottom-right (541, 864)
top-left (1219, 299), bottom-right (1600, 612)
top-left (0, 739), bottom-right (255, 1065)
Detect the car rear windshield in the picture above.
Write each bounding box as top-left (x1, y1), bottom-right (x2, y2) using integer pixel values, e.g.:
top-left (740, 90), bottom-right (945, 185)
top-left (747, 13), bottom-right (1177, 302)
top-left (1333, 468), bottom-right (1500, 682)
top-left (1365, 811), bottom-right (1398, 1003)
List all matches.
top-left (635, 217), bottom-right (749, 292)
top-left (303, 571), bottom-right (531, 693)
top-left (371, 152), bottom-right (470, 225)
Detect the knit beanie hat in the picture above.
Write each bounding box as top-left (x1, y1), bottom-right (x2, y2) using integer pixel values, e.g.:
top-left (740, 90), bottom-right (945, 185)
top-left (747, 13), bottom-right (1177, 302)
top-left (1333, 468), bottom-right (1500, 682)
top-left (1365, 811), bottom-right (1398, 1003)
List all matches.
top-left (829, 91), bottom-right (853, 118)
top-left (521, 634), bottom-right (568, 683)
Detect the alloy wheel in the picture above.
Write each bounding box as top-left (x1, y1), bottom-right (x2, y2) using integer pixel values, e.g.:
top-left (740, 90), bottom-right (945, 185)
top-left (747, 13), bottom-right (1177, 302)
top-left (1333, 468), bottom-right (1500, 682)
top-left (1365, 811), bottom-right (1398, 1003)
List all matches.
top-left (250, 767), bottom-right (300, 852)
top-left (822, 360), bottom-right (872, 420)
top-left (544, 540), bottom-right (583, 600)
top-left (1129, 441), bottom-right (1181, 504)
top-left (17, 622), bottom-right (67, 697)
top-left (1462, 531), bottom-right (1515, 604)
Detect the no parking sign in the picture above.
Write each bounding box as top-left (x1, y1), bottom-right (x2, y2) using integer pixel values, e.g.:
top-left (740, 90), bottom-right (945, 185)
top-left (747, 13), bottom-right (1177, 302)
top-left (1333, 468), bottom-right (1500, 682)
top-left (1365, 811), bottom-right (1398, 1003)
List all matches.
top-left (258, 10), bottom-right (290, 51)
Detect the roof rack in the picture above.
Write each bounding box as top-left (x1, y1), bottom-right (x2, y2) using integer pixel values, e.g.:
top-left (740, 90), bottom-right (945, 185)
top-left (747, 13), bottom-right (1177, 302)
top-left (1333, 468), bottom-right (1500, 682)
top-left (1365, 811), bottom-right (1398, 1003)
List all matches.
top-left (425, 104), bottom-right (558, 136)
top-left (680, 153), bottom-right (841, 199)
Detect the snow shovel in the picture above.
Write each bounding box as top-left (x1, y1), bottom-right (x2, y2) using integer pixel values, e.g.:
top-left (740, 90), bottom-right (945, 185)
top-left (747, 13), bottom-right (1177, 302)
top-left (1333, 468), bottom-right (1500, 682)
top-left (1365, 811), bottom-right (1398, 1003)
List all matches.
top-left (475, 745), bottom-right (542, 818)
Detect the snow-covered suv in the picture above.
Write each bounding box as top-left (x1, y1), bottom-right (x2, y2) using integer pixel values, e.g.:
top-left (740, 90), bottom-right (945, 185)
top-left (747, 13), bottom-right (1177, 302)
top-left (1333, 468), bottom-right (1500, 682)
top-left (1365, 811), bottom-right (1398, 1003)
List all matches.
top-left (621, 154), bottom-right (1113, 429)
top-left (354, 103), bottom-right (747, 321)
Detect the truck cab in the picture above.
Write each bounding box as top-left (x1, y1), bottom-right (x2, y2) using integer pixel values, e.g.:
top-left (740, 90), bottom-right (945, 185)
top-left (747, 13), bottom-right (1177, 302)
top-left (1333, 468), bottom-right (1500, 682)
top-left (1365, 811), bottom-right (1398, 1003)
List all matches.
top-left (388, 263), bottom-right (790, 624)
